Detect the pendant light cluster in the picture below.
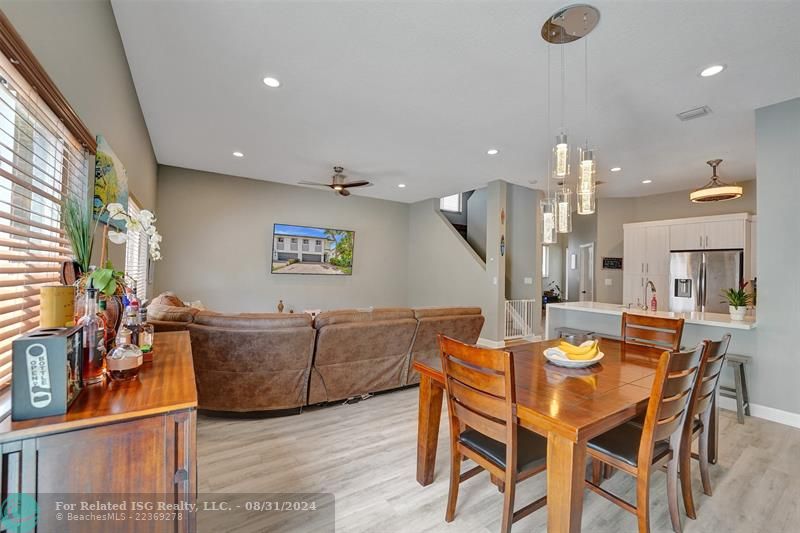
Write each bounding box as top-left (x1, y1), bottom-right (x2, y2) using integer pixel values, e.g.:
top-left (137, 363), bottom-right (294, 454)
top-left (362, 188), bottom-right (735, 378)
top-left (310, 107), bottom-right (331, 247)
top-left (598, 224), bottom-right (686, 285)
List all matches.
top-left (540, 4), bottom-right (600, 243)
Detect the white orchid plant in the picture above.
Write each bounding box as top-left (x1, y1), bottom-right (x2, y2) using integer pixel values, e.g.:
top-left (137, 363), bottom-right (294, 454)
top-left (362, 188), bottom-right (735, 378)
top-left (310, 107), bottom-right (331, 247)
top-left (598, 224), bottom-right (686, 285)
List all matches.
top-left (84, 202), bottom-right (163, 296)
top-left (105, 202), bottom-right (163, 261)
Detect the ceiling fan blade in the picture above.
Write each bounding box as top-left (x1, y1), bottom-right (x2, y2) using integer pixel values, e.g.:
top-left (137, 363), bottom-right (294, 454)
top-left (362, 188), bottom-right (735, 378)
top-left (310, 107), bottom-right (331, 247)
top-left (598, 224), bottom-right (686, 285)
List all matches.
top-left (338, 189), bottom-right (351, 197)
top-left (298, 180), bottom-right (333, 188)
top-left (340, 180), bottom-right (371, 188)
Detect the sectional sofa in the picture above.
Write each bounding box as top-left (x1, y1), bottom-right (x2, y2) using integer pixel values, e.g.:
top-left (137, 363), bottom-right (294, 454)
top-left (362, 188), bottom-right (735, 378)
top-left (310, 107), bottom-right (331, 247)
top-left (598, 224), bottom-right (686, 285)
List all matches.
top-left (147, 293), bottom-right (485, 415)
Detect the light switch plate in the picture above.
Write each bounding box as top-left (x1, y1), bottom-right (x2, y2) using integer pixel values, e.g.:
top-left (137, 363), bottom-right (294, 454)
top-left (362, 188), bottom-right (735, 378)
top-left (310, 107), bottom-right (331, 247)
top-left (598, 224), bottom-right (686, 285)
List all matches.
top-left (524, 277), bottom-right (533, 285)
top-left (605, 278), bottom-right (613, 286)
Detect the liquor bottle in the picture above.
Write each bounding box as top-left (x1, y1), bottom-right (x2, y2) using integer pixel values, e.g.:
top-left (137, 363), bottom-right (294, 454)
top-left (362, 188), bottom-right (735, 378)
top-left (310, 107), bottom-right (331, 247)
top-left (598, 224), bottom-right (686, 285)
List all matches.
top-left (97, 299), bottom-right (114, 350)
top-left (119, 306), bottom-right (140, 347)
top-left (78, 288), bottom-right (107, 384)
top-left (138, 308), bottom-right (154, 362)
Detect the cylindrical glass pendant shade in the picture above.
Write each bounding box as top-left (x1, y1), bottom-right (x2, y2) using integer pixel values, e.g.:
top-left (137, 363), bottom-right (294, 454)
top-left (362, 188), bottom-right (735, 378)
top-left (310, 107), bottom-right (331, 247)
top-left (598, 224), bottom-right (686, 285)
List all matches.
top-left (553, 133), bottom-right (570, 178)
top-left (555, 188), bottom-right (572, 233)
top-left (540, 197), bottom-right (557, 244)
top-left (577, 147), bottom-right (596, 215)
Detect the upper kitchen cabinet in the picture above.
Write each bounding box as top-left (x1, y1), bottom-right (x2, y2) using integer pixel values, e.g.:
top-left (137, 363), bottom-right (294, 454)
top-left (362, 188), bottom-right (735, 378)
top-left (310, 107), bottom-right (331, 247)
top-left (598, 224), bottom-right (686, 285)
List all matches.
top-left (669, 214), bottom-right (749, 250)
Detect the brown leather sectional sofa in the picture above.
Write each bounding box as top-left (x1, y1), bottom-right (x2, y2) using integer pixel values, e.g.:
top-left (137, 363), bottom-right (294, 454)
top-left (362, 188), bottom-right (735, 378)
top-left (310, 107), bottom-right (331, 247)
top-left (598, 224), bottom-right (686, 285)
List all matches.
top-left (147, 293), bottom-right (485, 415)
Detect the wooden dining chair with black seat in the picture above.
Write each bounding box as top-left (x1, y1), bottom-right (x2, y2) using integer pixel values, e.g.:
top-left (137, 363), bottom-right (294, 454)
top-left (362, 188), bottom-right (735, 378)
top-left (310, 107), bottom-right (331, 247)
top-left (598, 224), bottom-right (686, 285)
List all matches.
top-left (437, 335), bottom-right (547, 533)
top-left (679, 334), bottom-right (731, 520)
top-left (586, 342), bottom-right (706, 533)
top-left (621, 312), bottom-right (685, 357)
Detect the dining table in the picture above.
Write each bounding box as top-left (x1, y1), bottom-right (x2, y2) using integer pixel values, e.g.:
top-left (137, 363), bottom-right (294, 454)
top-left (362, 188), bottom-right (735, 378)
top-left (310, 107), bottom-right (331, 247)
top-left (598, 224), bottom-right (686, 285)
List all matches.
top-left (413, 337), bottom-right (719, 533)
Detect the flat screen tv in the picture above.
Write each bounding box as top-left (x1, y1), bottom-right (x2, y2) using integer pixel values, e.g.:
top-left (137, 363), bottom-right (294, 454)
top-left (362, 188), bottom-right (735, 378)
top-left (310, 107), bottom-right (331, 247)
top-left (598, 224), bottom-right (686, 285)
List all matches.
top-left (271, 224), bottom-right (354, 275)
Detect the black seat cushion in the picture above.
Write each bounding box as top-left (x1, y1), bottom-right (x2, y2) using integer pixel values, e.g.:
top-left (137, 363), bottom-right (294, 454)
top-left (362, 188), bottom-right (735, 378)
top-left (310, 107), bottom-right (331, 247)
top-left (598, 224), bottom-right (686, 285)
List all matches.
top-left (459, 427), bottom-right (547, 473)
top-left (588, 422), bottom-right (670, 468)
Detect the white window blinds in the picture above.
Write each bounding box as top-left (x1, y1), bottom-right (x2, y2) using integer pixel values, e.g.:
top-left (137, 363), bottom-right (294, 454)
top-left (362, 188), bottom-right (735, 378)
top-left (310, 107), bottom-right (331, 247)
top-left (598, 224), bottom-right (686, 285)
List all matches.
top-left (439, 193), bottom-right (461, 213)
top-left (0, 53), bottom-right (89, 389)
top-left (125, 199), bottom-right (149, 301)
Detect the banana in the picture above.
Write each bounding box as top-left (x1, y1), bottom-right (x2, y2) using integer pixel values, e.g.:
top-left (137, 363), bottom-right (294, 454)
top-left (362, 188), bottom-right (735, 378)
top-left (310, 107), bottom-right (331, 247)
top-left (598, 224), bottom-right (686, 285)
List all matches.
top-left (558, 340), bottom-right (600, 361)
top-left (565, 345), bottom-right (599, 361)
top-left (558, 340), bottom-right (597, 355)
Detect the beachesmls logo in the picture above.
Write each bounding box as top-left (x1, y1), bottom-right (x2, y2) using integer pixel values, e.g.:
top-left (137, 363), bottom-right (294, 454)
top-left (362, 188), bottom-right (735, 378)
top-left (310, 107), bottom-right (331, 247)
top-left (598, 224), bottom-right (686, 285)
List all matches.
top-left (0, 494), bottom-right (39, 533)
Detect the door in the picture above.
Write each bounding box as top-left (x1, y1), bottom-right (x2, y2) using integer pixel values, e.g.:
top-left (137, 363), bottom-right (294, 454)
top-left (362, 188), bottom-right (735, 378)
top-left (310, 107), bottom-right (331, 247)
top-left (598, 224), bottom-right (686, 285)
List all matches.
top-left (703, 250), bottom-right (744, 313)
top-left (670, 222), bottom-right (704, 250)
top-left (578, 243), bottom-right (594, 301)
top-left (704, 220), bottom-right (746, 249)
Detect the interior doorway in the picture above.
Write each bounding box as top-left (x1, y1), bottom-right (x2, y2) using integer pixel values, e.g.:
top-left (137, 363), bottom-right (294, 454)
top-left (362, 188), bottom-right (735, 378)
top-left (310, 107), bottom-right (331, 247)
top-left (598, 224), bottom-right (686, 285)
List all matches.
top-left (578, 243), bottom-right (595, 302)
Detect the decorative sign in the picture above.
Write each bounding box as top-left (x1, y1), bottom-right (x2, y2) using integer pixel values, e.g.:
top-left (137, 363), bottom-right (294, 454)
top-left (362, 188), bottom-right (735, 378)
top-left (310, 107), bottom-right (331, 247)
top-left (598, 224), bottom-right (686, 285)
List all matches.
top-left (602, 257), bottom-right (623, 270)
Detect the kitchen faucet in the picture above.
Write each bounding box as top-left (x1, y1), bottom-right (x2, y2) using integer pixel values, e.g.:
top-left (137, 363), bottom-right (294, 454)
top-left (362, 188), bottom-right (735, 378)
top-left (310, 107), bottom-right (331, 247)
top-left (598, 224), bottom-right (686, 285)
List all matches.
top-left (643, 280), bottom-right (657, 310)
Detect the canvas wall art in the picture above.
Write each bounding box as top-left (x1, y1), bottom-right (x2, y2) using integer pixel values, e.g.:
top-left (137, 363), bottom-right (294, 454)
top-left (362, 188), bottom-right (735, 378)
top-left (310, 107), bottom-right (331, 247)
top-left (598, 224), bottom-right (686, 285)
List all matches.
top-left (93, 134), bottom-right (129, 230)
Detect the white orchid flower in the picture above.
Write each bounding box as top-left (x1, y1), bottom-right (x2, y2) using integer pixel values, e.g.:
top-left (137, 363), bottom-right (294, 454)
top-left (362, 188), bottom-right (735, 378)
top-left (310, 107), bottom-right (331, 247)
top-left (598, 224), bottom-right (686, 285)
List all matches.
top-left (106, 203), bottom-right (126, 219)
top-left (108, 230), bottom-right (128, 244)
top-left (139, 210), bottom-right (156, 225)
top-left (145, 225), bottom-right (157, 236)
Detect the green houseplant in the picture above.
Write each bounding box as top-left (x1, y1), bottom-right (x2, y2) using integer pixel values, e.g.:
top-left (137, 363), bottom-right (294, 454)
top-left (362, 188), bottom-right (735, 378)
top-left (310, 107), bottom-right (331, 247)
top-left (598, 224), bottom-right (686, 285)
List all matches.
top-left (721, 282), bottom-right (752, 321)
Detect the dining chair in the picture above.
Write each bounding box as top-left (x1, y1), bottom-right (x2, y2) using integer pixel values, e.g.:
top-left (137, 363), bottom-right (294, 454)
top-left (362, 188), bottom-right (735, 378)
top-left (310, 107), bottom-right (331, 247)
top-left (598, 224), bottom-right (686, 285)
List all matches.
top-left (437, 335), bottom-right (547, 533)
top-left (586, 343), bottom-right (706, 533)
top-left (680, 334), bottom-right (731, 520)
top-left (621, 312), bottom-right (685, 355)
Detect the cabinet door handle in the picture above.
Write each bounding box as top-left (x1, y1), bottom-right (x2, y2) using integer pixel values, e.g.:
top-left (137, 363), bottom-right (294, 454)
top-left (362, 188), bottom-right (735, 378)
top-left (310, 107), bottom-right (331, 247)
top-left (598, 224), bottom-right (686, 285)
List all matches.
top-left (641, 263), bottom-right (644, 273)
top-left (646, 263), bottom-right (649, 274)
top-left (700, 235), bottom-right (703, 248)
top-left (705, 235), bottom-right (709, 248)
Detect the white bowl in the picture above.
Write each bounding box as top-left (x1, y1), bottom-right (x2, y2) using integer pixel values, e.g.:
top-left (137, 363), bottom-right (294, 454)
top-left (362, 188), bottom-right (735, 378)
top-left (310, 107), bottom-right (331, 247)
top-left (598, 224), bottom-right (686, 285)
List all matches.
top-left (543, 347), bottom-right (604, 368)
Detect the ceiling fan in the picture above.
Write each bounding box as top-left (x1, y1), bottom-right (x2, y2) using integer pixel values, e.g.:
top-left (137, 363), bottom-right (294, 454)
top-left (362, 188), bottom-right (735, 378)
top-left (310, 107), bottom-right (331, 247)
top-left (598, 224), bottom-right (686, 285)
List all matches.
top-left (298, 166), bottom-right (371, 197)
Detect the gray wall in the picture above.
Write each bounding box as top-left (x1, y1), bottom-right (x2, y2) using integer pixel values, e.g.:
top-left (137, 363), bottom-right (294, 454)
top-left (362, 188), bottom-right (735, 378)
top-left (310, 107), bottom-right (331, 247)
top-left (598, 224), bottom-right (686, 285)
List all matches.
top-left (466, 188), bottom-right (487, 260)
top-left (407, 199), bottom-right (488, 328)
top-left (754, 98), bottom-right (800, 415)
top-left (155, 166), bottom-right (410, 313)
top-left (505, 184), bottom-right (538, 301)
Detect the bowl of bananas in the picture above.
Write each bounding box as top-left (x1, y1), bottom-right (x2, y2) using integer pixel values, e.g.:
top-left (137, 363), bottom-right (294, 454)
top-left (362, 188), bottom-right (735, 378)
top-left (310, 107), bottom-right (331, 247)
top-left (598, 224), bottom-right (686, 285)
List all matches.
top-left (544, 339), bottom-right (604, 368)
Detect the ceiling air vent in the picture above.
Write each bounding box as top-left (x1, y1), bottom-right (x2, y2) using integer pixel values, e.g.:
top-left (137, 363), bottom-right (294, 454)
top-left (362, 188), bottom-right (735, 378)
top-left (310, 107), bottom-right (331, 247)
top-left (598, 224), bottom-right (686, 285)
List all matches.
top-left (676, 105), bottom-right (712, 121)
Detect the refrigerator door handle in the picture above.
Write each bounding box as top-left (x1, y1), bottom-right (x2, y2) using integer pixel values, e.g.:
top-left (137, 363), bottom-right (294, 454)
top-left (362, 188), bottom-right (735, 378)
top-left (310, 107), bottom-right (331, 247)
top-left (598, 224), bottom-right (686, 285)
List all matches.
top-left (699, 258), bottom-right (706, 312)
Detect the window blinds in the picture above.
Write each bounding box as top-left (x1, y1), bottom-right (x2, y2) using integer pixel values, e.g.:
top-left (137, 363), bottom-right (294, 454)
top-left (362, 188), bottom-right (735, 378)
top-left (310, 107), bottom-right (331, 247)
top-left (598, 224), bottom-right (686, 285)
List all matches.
top-left (125, 199), bottom-right (149, 301)
top-left (0, 53), bottom-right (89, 388)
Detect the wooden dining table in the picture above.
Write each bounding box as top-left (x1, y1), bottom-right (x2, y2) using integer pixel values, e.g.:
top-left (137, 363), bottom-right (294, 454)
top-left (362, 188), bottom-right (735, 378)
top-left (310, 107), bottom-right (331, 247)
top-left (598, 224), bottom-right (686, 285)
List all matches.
top-left (413, 338), bottom-right (718, 533)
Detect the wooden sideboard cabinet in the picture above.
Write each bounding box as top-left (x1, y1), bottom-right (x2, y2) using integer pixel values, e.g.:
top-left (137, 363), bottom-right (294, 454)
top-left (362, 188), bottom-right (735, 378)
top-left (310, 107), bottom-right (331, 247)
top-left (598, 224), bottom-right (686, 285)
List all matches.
top-left (0, 331), bottom-right (197, 532)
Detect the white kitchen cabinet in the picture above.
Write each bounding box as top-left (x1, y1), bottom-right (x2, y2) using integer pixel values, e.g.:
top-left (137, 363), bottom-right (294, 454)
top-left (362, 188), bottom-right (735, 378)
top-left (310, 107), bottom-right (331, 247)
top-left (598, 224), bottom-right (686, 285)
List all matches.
top-left (645, 226), bottom-right (670, 276)
top-left (668, 218), bottom-right (746, 251)
top-left (623, 225), bottom-right (646, 275)
top-left (622, 272), bottom-right (643, 307)
top-left (704, 219), bottom-right (746, 249)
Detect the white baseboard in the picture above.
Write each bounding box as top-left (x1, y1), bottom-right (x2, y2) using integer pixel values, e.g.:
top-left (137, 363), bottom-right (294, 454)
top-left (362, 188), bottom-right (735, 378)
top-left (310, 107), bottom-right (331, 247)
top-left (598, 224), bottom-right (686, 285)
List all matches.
top-left (718, 396), bottom-right (800, 429)
top-left (477, 337), bottom-right (506, 349)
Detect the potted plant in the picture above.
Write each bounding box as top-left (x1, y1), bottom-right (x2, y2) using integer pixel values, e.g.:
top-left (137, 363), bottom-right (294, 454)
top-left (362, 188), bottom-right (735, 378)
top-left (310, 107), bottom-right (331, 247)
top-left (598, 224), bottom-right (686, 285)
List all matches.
top-left (721, 282), bottom-right (752, 321)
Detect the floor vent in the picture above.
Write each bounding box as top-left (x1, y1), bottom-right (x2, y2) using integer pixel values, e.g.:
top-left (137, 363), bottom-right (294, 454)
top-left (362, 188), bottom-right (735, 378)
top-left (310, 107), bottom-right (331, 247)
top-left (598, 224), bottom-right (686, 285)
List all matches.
top-left (676, 105), bottom-right (712, 121)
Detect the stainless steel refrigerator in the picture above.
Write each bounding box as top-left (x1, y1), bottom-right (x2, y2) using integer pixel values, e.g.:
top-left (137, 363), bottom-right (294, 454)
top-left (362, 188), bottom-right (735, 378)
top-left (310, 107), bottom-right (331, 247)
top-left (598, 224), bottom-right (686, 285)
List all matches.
top-left (669, 250), bottom-right (744, 313)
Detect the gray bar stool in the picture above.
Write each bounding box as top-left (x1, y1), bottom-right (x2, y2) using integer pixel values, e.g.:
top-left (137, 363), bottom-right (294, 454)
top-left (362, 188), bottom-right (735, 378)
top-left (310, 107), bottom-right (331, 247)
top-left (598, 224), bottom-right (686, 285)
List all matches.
top-left (719, 354), bottom-right (752, 423)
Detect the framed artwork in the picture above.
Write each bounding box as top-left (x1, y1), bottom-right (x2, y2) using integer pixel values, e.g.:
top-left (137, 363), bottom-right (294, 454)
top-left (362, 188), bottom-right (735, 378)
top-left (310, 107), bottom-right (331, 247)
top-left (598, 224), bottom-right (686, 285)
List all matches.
top-left (93, 134), bottom-right (129, 230)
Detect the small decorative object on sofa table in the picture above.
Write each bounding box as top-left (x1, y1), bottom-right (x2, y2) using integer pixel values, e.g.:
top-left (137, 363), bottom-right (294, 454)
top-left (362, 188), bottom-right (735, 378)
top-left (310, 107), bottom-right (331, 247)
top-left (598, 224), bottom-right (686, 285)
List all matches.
top-left (11, 326), bottom-right (83, 420)
top-left (277, 299), bottom-right (284, 313)
top-left (721, 282), bottom-right (752, 321)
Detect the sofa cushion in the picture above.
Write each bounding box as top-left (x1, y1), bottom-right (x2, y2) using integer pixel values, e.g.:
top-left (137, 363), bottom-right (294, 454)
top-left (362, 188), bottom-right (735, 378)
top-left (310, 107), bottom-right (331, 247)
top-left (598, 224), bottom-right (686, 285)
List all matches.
top-left (193, 311), bottom-right (311, 329)
top-left (413, 307), bottom-right (482, 319)
top-left (313, 307), bottom-right (414, 329)
top-left (405, 312), bottom-right (485, 385)
top-left (147, 304), bottom-right (198, 323)
top-left (150, 291), bottom-right (186, 308)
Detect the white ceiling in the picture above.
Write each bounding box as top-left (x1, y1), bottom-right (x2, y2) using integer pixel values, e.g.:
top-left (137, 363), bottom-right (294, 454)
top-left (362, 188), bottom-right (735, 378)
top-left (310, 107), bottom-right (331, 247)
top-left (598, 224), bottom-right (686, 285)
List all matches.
top-left (111, 0), bottom-right (800, 203)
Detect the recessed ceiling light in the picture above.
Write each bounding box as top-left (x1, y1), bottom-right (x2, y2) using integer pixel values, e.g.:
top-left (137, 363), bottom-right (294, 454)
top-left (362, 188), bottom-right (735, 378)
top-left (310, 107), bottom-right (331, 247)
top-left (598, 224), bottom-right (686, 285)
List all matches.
top-left (487, 148), bottom-right (499, 155)
top-left (397, 183), bottom-right (406, 188)
top-left (610, 167), bottom-right (622, 172)
top-left (263, 76), bottom-right (281, 88)
top-left (232, 151), bottom-right (244, 158)
top-left (642, 179), bottom-right (652, 184)
top-left (700, 64), bottom-right (726, 77)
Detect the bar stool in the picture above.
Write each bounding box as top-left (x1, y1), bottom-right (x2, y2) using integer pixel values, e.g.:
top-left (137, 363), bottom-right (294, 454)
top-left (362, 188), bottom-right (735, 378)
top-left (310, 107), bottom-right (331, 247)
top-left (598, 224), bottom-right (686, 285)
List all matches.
top-left (719, 354), bottom-right (751, 424)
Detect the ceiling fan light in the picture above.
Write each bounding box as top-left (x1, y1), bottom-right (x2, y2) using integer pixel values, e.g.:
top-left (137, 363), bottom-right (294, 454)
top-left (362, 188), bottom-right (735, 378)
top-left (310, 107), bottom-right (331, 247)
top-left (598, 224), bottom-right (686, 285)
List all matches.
top-left (333, 185), bottom-right (343, 191)
top-left (690, 159), bottom-right (743, 203)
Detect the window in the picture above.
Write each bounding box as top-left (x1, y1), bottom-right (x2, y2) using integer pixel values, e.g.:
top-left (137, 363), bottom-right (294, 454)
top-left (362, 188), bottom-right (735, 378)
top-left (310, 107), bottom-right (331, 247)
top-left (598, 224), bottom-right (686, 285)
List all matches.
top-left (0, 53), bottom-right (90, 389)
top-left (277, 237), bottom-right (284, 249)
top-left (124, 199), bottom-right (149, 301)
top-left (439, 193), bottom-right (461, 213)
top-left (542, 246), bottom-right (550, 278)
